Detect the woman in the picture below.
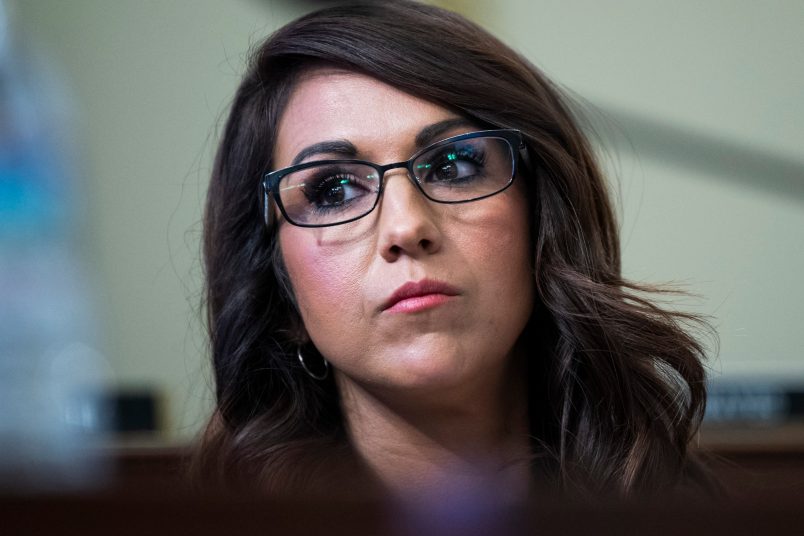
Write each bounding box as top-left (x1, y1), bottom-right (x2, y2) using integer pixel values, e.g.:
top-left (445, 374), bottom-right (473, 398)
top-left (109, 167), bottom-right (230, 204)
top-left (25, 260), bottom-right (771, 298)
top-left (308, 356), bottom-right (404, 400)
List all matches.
top-left (196, 0), bottom-right (715, 500)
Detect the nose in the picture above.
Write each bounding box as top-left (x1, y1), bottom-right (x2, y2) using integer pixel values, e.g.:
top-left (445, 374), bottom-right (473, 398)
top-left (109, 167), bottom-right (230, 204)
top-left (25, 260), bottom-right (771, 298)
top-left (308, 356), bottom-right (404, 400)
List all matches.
top-left (376, 169), bottom-right (443, 262)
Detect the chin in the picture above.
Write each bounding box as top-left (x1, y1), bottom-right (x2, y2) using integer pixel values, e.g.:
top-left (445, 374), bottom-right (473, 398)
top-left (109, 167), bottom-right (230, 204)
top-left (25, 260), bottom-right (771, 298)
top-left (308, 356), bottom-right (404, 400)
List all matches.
top-left (374, 344), bottom-right (496, 395)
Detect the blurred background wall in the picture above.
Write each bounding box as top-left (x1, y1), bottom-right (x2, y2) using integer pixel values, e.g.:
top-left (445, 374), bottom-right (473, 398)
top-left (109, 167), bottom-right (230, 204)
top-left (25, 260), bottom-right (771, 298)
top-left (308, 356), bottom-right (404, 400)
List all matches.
top-left (7, 0), bottom-right (803, 442)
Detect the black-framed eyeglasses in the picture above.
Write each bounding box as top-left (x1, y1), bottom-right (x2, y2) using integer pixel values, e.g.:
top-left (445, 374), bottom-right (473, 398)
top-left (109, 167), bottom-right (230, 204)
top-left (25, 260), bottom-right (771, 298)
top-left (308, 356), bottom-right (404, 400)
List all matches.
top-left (262, 129), bottom-right (524, 228)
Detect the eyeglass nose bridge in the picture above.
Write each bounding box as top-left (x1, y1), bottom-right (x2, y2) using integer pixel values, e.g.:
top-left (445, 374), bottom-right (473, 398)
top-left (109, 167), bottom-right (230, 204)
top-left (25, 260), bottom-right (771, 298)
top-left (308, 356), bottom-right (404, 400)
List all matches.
top-left (372, 159), bottom-right (427, 197)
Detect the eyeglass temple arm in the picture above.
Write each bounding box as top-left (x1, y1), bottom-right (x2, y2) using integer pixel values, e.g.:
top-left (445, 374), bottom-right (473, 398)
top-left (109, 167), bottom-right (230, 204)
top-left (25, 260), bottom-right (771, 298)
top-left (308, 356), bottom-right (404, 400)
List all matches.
top-left (263, 182), bottom-right (273, 227)
top-left (517, 139), bottom-right (534, 175)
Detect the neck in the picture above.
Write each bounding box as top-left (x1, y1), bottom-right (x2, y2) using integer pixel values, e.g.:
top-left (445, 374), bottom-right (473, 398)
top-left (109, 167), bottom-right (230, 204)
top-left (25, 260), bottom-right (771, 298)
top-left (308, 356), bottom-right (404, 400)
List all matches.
top-left (336, 354), bottom-right (530, 501)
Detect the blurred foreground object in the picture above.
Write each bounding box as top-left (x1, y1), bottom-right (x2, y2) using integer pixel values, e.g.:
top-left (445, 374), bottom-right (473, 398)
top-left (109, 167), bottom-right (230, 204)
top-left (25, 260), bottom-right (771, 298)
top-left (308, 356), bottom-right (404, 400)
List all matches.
top-left (0, 0), bottom-right (108, 491)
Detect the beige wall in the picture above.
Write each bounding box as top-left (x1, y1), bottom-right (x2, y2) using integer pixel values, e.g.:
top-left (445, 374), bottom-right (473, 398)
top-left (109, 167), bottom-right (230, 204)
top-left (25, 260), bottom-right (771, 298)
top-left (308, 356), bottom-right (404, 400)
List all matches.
top-left (462, 0), bottom-right (804, 379)
top-left (14, 0), bottom-right (804, 439)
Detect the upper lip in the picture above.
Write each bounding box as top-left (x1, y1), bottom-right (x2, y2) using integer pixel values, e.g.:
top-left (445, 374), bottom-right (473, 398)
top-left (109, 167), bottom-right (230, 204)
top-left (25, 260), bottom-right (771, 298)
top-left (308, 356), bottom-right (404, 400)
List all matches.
top-left (381, 278), bottom-right (460, 311)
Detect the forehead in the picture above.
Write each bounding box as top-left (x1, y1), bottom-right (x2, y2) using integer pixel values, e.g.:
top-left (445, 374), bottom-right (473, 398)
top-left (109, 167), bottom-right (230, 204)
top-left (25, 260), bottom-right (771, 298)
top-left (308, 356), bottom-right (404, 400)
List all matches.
top-left (273, 68), bottom-right (458, 167)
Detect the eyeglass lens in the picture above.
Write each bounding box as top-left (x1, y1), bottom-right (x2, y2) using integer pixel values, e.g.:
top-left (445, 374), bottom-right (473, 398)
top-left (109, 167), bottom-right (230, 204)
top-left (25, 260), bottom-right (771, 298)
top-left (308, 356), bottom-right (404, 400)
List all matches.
top-left (277, 135), bottom-right (514, 227)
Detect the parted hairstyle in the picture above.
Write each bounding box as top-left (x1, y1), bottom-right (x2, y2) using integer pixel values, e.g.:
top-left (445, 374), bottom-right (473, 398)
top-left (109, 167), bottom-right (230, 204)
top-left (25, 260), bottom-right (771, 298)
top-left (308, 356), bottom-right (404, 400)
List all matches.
top-left (196, 0), bottom-right (716, 497)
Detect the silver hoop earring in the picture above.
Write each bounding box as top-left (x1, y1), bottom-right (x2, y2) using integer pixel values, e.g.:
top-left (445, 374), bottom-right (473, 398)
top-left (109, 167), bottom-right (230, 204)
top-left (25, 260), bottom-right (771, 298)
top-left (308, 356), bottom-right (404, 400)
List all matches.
top-left (297, 347), bottom-right (329, 380)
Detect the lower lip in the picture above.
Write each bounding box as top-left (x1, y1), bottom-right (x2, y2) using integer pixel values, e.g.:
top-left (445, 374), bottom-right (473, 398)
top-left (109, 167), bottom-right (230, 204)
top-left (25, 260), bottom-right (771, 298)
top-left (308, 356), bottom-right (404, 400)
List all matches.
top-left (386, 293), bottom-right (455, 314)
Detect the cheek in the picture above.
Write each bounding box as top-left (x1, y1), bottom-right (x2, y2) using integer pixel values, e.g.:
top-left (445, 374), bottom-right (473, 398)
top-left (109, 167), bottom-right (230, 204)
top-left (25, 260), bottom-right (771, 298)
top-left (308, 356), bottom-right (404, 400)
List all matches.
top-left (278, 227), bottom-right (369, 336)
top-left (453, 191), bottom-right (534, 323)
top-left (459, 191), bottom-right (531, 275)
top-left (496, 187), bottom-right (532, 274)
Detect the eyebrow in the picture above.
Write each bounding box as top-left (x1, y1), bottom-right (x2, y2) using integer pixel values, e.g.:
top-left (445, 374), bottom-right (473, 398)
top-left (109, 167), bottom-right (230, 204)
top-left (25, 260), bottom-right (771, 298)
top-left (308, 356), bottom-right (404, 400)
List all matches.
top-left (289, 117), bottom-right (476, 167)
top-left (414, 117), bottom-right (476, 149)
top-left (291, 140), bottom-right (358, 166)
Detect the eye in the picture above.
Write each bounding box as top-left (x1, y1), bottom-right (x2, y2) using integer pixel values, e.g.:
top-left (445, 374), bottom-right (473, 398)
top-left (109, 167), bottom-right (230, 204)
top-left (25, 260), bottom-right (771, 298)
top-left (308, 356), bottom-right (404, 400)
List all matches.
top-left (305, 173), bottom-right (371, 209)
top-left (433, 158), bottom-right (478, 182)
top-left (418, 144), bottom-right (487, 185)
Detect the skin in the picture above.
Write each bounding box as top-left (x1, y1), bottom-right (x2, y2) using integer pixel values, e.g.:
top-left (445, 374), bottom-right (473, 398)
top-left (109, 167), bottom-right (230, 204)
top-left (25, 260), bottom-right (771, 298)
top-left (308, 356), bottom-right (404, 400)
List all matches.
top-left (274, 68), bottom-right (535, 497)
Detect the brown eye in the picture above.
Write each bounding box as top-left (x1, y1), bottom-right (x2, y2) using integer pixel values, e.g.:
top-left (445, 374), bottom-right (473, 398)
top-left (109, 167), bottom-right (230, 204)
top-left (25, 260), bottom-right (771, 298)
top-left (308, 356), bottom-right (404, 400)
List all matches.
top-left (420, 145), bottom-right (486, 185)
top-left (306, 175), bottom-right (368, 208)
top-left (433, 159), bottom-right (480, 183)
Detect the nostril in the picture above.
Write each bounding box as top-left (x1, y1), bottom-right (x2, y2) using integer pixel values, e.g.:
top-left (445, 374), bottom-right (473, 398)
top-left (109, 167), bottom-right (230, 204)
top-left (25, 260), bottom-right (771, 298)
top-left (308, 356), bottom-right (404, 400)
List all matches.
top-left (419, 238), bottom-right (432, 251)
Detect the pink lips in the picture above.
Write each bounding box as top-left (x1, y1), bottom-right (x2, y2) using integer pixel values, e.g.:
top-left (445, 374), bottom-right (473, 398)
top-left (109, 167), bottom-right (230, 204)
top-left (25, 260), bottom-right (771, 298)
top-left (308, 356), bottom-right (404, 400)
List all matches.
top-left (382, 279), bottom-right (460, 313)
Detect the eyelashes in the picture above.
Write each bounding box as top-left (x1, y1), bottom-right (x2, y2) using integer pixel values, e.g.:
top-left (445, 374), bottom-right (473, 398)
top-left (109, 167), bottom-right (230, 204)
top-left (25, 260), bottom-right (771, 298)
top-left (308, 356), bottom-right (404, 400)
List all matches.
top-left (304, 171), bottom-right (375, 213)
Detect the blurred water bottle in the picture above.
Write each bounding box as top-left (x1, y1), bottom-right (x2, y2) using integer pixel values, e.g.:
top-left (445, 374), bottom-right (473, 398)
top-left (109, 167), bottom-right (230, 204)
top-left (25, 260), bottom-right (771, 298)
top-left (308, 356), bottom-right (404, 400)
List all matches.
top-left (0, 0), bottom-right (109, 491)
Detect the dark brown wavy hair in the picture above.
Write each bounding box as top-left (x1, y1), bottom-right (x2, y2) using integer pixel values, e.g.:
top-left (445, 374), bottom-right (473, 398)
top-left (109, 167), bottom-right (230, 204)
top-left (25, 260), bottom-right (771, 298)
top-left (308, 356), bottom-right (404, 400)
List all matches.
top-left (196, 0), bottom-right (716, 498)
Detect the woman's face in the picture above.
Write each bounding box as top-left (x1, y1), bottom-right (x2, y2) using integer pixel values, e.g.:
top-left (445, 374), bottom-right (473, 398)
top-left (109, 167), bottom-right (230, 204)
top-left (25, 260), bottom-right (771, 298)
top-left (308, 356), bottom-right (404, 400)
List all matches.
top-left (274, 68), bottom-right (534, 399)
